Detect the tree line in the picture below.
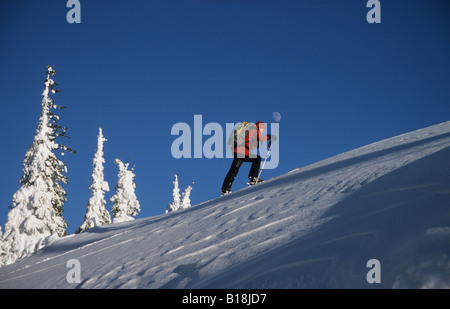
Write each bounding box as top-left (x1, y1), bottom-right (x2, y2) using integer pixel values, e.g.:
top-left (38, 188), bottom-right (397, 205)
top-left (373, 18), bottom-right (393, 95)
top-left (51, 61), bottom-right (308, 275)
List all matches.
top-left (0, 66), bottom-right (191, 267)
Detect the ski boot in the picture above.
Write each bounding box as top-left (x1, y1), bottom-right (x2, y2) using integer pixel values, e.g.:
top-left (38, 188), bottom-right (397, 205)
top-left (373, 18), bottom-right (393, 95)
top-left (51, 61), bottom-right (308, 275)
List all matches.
top-left (248, 176), bottom-right (264, 186)
top-left (221, 190), bottom-right (232, 196)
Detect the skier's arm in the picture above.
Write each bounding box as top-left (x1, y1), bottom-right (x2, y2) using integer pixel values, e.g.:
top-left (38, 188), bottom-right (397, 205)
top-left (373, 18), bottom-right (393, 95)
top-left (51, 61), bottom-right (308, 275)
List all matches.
top-left (259, 134), bottom-right (276, 143)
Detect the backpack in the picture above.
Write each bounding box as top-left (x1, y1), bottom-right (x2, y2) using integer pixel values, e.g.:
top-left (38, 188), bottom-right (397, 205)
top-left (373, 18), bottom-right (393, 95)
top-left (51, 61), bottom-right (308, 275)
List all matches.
top-left (227, 122), bottom-right (256, 150)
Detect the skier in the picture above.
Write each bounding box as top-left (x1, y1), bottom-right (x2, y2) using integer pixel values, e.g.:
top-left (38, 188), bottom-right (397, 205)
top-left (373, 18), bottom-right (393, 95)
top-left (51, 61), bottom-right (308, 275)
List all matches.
top-left (221, 121), bottom-right (276, 195)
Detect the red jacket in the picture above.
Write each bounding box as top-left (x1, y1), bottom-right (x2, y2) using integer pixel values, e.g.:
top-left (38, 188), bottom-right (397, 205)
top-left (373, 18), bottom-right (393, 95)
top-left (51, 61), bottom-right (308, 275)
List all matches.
top-left (234, 122), bottom-right (270, 157)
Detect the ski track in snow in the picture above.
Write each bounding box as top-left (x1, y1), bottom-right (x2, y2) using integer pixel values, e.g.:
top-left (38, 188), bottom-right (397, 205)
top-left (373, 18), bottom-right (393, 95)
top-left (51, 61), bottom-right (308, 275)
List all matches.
top-left (1, 121), bottom-right (450, 288)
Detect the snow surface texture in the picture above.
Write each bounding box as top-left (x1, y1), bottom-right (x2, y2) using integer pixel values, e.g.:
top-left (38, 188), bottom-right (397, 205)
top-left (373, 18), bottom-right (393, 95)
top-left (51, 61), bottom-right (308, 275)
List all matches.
top-left (1, 121), bottom-right (450, 288)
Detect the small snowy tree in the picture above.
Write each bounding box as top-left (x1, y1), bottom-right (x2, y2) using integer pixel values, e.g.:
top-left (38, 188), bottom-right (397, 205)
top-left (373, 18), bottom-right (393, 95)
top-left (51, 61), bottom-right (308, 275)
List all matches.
top-left (1, 66), bottom-right (74, 266)
top-left (166, 175), bottom-right (193, 213)
top-left (180, 183), bottom-right (193, 210)
top-left (166, 174), bottom-right (181, 213)
top-left (110, 159), bottom-right (140, 223)
top-left (76, 128), bottom-right (111, 233)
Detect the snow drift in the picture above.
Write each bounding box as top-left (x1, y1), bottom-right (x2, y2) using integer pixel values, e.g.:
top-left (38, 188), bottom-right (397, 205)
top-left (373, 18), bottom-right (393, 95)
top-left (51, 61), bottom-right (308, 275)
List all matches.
top-left (1, 121), bottom-right (450, 289)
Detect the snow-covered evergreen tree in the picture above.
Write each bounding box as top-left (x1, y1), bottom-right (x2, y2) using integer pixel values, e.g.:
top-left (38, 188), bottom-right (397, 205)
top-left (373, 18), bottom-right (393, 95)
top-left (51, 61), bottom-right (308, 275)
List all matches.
top-left (110, 159), bottom-right (140, 223)
top-left (165, 174), bottom-right (181, 213)
top-left (1, 66), bottom-right (74, 266)
top-left (76, 128), bottom-right (111, 233)
top-left (180, 183), bottom-right (193, 210)
top-left (166, 175), bottom-right (193, 213)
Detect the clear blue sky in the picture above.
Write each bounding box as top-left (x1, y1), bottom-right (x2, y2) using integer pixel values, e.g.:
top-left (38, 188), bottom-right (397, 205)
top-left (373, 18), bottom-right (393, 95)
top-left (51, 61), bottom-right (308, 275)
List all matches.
top-left (1, 0), bottom-right (449, 234)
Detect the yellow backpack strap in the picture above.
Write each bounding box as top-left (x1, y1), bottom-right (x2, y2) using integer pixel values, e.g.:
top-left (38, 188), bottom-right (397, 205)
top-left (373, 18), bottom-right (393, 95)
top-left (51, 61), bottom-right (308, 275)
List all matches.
top-left (236, 121), bottom-right (249, 136)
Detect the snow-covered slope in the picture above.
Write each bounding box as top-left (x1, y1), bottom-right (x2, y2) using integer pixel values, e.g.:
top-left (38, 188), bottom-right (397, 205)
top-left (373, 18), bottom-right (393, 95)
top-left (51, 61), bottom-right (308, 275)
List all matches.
top-left (1, 121), bottom-right (450, 289)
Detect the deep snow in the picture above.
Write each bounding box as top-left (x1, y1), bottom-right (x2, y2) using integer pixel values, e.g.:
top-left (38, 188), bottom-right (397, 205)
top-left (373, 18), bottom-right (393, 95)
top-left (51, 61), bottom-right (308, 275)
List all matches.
top-left (1, 121), bottom-right (450, 288)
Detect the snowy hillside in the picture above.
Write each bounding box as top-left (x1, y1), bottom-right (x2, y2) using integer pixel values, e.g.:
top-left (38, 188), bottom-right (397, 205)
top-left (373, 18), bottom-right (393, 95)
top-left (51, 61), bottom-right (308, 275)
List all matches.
top-left (1, 121), bottom-right (450, 289)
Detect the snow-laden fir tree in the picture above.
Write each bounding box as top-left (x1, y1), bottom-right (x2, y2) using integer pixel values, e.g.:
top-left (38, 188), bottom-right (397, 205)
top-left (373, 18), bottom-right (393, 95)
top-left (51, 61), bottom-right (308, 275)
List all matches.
top-left (110, 159), bottom-right (140, 223)
top-left (1, 66), bottom-right (74, 267)
top-left (76, 128), bottom-right (111, 233)
top-left (165, 174), bottom-right (193, 213)
top-left (180, 183), bottom-right (193, 210)
top-left (166, 174), bottom-right (181, 213)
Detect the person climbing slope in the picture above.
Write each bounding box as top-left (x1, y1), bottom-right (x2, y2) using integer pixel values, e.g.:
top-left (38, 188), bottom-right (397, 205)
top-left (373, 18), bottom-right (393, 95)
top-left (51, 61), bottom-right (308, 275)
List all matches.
top-left (221, 121), bottom-right (276, 195)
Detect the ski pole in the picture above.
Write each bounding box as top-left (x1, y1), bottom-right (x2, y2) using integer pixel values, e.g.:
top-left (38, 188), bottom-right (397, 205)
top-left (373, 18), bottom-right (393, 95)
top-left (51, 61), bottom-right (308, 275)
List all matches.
top-left (256, 142), bottom-right (272, 183)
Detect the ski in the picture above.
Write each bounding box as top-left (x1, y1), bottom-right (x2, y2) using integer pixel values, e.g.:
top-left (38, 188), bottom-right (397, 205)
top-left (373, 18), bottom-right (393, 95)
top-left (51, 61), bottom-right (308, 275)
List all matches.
top-left (246, 179), bottom-right (264, 186)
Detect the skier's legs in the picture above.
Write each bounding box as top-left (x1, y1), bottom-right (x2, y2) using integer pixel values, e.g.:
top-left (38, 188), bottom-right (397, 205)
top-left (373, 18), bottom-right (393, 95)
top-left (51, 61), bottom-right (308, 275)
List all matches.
top-left (221, 158), bottom-right (243, 193)
top-left (247, 155), bottom-right (262, 180)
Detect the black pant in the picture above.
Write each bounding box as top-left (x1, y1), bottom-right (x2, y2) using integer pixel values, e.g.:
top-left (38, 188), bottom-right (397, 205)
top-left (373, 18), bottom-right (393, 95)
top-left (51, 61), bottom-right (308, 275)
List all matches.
top-left (221, 155), bottom-right (261, 193)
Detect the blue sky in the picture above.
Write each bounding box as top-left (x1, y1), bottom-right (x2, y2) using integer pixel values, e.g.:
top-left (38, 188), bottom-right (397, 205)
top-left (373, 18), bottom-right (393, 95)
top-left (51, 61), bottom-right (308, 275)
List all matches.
top-left (0, 0), bottom-right (449, 234)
